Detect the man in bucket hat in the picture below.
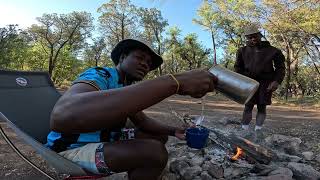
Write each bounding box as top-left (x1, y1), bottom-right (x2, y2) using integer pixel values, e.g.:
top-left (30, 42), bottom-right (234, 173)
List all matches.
top-left (234, 25), bottom-right (285, 136)
top-left (46, 38), bottom-right (218, 179)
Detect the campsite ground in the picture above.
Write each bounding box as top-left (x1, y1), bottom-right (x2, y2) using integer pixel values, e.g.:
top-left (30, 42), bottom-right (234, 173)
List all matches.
top-left (1, 94), bottom-right (320, 179)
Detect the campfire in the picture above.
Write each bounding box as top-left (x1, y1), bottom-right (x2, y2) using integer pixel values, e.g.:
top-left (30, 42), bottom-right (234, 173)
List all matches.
top-left (231, 147), bottom-right (243, 161)
top-left (207, 127), bottom-right (276, 165)
top-left (167, 128), bottom-right (320, 180)
top-left (165, 113), bottom-right (320, 180)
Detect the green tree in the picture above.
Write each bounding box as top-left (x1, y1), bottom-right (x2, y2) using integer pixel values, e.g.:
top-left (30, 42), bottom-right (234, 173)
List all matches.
top-left (0, 25), bottom-right (31, 69)
top-left (29, 11), bottom-right (93, 77)
top-left (195, 0), bottom-right (260, 67)
top-left (193, 1), bottom-right (218, 64)
top-left (162, 26), bottom-right (184, 74)
top-left (25, 42), bottom-right (48, 71)
top-left (261, 0), bottom-right (319, 99)
top-left (52, 46), bottom-right (84, 86)
top-left (138, 7), bottom-right (168, 75)
top-left (98, 0), bottom-right (138, 49)
top-left (178, 33), bottom-right (210, 70)
top-left (83, 37), bottom-right (108, 67)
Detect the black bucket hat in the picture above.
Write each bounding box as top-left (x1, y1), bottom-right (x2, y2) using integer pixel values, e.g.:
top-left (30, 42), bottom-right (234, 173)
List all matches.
top-left (111, 39), bottom-right (163, 70)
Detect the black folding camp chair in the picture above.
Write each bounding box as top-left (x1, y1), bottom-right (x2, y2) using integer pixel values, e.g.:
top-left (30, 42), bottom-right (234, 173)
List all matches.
top-left (0, 70), bottom-right (105, 179)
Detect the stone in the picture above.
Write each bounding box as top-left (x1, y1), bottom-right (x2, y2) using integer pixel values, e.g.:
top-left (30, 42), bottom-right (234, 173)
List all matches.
top-left (192, 176), bottom-right (202, 180)
top-left (250, 163), bottom-right (276, 175)
top-left (202, 161), bottom-right (211, 171)
top-left (232, 161), bottom-right (254, 169)
top-left (288, 162), bottom-right (320, 180)
top-left (224, 167), bottom-right (246, 178)
top-left (269, 167), bottom-right (293, 178)
top-left (265, 134), bottom-right (301, 155)
top-left (181, 166), bottom-right (202, 180)
top-left (301, 151), bottom-right (314, 160)
top-left (315, 154), bottom-right (320, 163)
top-left (176, 155), bottom-right (188, 161)
top-left (167, 147), bottom-right (182, 158)
top-left (210, 156), bottom-right (225, 163)
top-left (161, 173), bottom-right (177, 180)
top-left (245, 177), bottom-right (265, 180)
top-left (204, 154), bottom-right (212, 161)
top-left (200, 171), bottom-right (214, 180)
top-left (265, 174), bottom-right (293, 180)
top-left (218, 117), bottom-right (229, 125)
top-left (202, 148), bottom-right (210, 155)
top-left (276, 152), bottom-right (302, 162)
top-left (207, 162), bottom-right (224, 178)
top-left (189, 157), bottom-right (204, 167)
top-left (246, 174), bottom-right (293, 180)
top-left (186, 152), bottom-right (195, 159)
top-left (169, 159), bottom-right (189, 175)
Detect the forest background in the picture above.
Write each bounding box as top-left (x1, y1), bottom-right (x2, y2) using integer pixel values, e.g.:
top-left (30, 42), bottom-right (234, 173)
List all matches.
top-left (1, 0), bottom-right (319, 105)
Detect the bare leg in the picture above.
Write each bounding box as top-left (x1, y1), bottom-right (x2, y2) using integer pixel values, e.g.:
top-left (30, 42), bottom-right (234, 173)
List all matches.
top-left (125, 120), bottom-right (168, 144)
top-left (242, 104), bottom-right (254, 125)
top-left (104, 139), bottom-right (168, 180)
top-left (256, 104), bottom-right (266, 126)
top-left (135, 129), bottom-right (168, 144)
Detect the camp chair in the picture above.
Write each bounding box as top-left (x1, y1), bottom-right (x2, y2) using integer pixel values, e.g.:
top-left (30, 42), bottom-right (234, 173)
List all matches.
top-left (0, 70), bottom-right (106, 180)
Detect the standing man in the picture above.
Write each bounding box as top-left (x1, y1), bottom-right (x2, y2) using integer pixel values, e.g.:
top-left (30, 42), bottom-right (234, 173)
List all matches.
top-left (234, 25), bottom-right (285, 133)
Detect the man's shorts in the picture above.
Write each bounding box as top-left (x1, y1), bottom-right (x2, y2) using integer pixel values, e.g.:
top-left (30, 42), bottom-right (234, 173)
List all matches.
top-left (58, 128), bottom-right (135, 175)
top-left (59, 143), bottom-right (113, 175)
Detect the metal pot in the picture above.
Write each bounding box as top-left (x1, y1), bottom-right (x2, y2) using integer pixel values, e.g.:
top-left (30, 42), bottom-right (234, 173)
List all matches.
top-left (208, 65), bottom-right (259, 104)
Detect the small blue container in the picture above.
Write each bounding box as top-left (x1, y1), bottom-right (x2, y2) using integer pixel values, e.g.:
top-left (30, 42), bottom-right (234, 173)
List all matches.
top-left (186, 127), bottom-right (209, 149)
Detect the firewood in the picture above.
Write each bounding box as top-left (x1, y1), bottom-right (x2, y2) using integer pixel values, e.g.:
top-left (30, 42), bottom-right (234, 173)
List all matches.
top-left (206, 127), bottom-right (276, 164)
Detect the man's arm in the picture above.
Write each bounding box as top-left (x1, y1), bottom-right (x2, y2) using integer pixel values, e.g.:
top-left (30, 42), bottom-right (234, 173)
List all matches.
top-left (273, 49), bottom-right (286, 84)
top-left (267, 49), bottom-right (286, 92)
top-left (234, 48), bottom-right (245, 74)
top-left (51, 70), bottom-right (216, 134)
top-left (129, 111), bottom-right (180, 136)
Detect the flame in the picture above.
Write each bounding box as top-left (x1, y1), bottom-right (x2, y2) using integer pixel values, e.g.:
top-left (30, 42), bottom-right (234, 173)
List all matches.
top-left (231, 147), bottom-right (243, 160)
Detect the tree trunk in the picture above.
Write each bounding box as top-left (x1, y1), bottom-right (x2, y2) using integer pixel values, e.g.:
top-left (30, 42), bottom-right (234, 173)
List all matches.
top-left (193, 51), bottom-right (197, 69)
top-left (211, 30), bottom-right (217, 65)
top-left (285, 47), bottom-right (291, 101)
top-left (157, 44), bottom-right (162, 76)
top-left (281, 34), bottom-right (292, 101)
top-left (48, 48), bottom-right (54, 77)
top-left (158, 66), bottom-right (163, 76)
top-left (121, 15), bottom-right (125, 40)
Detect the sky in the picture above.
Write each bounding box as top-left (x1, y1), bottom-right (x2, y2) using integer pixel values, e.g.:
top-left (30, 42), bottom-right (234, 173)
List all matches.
top-left (0, 0), bottom-right (213, 50)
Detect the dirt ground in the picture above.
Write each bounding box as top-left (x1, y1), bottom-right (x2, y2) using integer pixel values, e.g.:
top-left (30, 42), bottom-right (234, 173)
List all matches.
top-left (1, 94), bottom-right (320, 179)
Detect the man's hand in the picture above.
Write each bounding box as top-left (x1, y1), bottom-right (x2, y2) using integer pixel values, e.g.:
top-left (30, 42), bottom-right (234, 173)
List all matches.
top-left (173, 123), bottom-right (196, 140)
top-left (175, 69), bottom-right (218, 98)
top-left (174, 128), bottom-right (186, 140)
top-left (267, 81), bottom-right (279, 92)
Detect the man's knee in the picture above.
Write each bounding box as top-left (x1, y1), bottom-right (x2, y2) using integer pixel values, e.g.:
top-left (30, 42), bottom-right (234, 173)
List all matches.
top-left (144, 139), bottom-right (168, 167)
top-left (257, 104), bottom-right (266, 114)
top-left (135, 129), bottom-right (168, 144)
top-left (244, 104), bottom-right (254, 113)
